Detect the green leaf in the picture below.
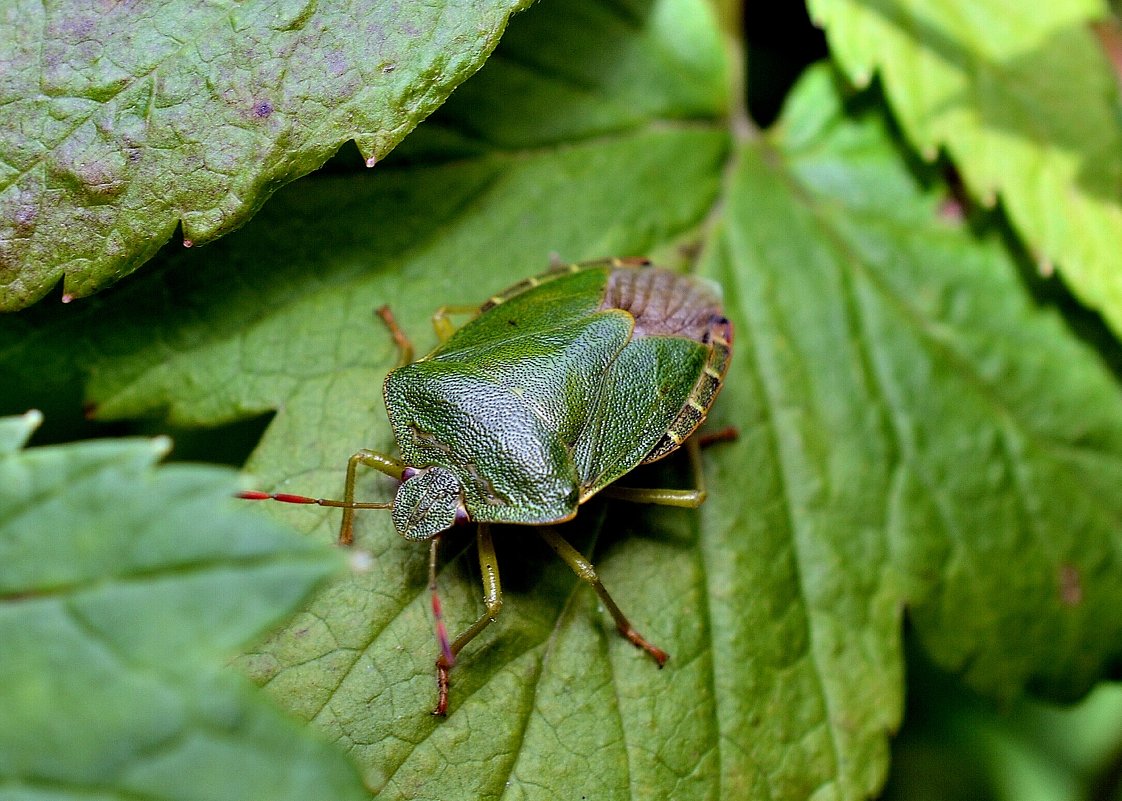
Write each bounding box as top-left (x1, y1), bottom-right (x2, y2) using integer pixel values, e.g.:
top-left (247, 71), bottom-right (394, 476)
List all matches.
top-left (3, 1), bottom-right (1122, 799)
top-left (806, 0), bottom-right (1122, 338)
top-left (0, 411), bottom-right (365, 800)
top-left (0, 0), bottom-right (532, 310)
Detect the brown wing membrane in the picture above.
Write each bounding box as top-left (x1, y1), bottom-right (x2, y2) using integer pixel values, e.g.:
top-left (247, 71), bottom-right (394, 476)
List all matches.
top-left (596, 267), bottom-right (732, 465)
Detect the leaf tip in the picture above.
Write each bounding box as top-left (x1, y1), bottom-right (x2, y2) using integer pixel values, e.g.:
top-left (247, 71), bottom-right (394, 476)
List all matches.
top-left (23, 408), bottom-right (44, 431)
top-left (183, 238), bottom-right (194, 248)
top-left (365, 155), bottom-right (378, 169)
top-left (60, 293), bottom-right (74, 304)
top-left (0, 410), bottom-right (44, 454)
top-left (150, 435), bottom-right (173, 459)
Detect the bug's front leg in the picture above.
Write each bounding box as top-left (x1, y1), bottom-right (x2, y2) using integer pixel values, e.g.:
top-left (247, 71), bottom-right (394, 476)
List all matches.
top-left (537, 527), bottom-right (668, 667)
top-left (338, 449), bottom-right (406, 545)
top-left (434, 523), bottom-right (503, 716)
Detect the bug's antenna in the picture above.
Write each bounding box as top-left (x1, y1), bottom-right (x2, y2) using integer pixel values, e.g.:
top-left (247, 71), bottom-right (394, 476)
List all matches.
top-left (237, 491), bottom-right (391, 511)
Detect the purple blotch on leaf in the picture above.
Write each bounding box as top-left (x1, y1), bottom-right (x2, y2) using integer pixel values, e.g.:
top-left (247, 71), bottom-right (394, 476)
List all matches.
top-left (253, 100), bottom-right (274, 118)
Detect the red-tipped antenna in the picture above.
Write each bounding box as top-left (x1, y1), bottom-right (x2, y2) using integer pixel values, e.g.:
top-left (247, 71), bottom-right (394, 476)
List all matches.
top-left (236, 490), bottom-right (391, 511)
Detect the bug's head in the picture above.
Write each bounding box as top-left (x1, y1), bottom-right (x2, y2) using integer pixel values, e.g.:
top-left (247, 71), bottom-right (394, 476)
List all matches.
top-left (392, 466), bottom-right (469, 541)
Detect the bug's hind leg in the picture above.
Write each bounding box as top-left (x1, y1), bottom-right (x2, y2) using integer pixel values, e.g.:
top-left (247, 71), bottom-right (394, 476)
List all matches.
top-left (537, 527), bottom-right (669, 667)
top-left (376, 305), bottom-right (415, 366)
top-left (434, 523), bottom-right (503, 716)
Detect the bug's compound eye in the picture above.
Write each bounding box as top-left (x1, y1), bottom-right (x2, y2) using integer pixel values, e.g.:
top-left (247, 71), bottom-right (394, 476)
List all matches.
top-left (454, 505), bottom-right (470, 525)
top-left (401, 466), bottom-right (419, 482)
top-left (392, 466), bottom-right (464, 541)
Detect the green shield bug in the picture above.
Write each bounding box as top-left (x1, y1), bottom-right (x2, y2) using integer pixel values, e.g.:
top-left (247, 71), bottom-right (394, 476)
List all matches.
top-left (242, 258), bottom-right (733, 715)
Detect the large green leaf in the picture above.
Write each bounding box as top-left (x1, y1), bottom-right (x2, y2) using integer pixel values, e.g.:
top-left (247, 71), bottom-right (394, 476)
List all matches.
top-left (3, 0), bottom-right (1122, 798)
top-left (0, 411), bottom-right (365, 799)
top-left (700, 69), bottom-right (1122, 798)
top-left (807, 0), bottom-right (1122, 338)
top-left (0, 0), bottom-right (531, 311)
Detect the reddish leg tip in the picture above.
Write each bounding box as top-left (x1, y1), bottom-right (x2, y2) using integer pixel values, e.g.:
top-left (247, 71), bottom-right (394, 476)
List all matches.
top-left (699, 426), bottom-right (739, 448)
top-left (618, 624), bottom-right (669, 667)
top-left (433, 662), bottom-right (451, 716)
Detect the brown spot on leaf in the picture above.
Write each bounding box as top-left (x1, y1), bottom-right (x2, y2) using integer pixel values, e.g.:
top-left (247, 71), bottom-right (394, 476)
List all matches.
top-left (1093, 19), bottom-right (1122, 88)
top-left (1059, 563), bottom-right (1083, 607)
top-left (14, 205), bottom-right (37, 229)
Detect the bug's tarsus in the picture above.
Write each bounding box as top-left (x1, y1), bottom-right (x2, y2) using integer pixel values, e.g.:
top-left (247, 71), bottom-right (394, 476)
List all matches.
top-left (617, 623), bottom-right (670, 667)
top-left (429, 535), bottom-right (456, 715)
top-left (434, 664), bottom-right (452, 717)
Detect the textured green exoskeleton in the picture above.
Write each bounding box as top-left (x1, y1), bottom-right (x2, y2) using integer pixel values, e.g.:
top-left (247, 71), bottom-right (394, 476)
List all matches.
top-left (245, 258), bottom-right (732, 715)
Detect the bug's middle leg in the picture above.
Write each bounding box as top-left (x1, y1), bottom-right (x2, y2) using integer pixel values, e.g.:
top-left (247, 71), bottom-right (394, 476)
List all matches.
top-left (434, 523), bottom-right (503, 716)
top-left (431, 305), bottom-right (480, 342)
top-left (537, 527), bottom-right (668, 666)
top-left (600, 437), bottom-right (709, 508)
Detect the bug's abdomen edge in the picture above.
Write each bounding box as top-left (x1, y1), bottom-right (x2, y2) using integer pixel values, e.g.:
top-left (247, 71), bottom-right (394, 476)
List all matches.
top-left (642, 314), bottom-right (732, 464)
